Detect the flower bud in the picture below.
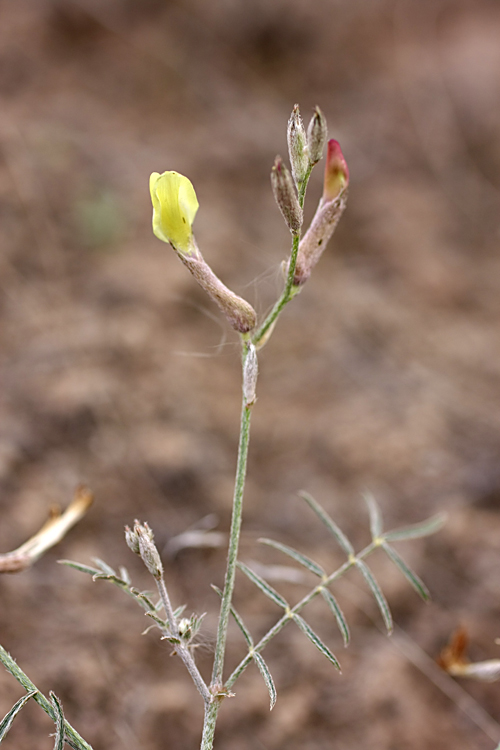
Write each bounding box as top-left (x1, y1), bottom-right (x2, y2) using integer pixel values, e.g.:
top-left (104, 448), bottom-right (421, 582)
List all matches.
top-left (134, 521), bottom-right (163, 579)
top-left (270, 156), bottom-right (303, 235)
top-left (307, 107), bottom-right (328, 165)
top-left (292, 139), bottom-right (349, 287)
top-left (150, 171), bottom-right (199, 255)
top-left (323, 139), bottom-right (349, 202)
top-left (125, 525), bottom-right (140, 555)
top-left (178, 618), bottom-right (192, 639)
top-left (287, 104), bottom-right (309, 189)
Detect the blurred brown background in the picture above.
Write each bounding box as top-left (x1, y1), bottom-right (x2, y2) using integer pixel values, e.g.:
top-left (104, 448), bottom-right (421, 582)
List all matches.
top-left (1, 0), bottom-right (500, 748)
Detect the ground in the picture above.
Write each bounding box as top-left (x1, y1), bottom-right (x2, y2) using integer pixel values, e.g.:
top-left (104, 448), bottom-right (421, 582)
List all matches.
top-left (1, 1), bottom-right (500, 748)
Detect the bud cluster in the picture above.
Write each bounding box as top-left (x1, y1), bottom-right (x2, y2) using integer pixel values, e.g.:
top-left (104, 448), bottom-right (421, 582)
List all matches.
top-left (272, 104), bottom-right (329, 235)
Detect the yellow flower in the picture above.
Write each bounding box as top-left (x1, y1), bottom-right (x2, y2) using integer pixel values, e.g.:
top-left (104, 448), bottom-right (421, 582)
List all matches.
top-left (149, 171), bottom-right (199, 253)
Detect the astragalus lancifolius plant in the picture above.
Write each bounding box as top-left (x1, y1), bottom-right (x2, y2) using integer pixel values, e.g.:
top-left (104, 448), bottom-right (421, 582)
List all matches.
top-left (0, 105), bottom-right (443, 750)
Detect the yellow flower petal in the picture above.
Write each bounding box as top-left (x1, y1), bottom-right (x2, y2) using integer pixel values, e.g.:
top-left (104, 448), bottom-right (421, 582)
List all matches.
top-left (149, 171), bottom-right (199, 253)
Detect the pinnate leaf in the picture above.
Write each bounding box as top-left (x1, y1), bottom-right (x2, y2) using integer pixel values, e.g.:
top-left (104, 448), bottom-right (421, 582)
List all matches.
top-left (381, 543), bottom-right (430, 601)
top-left (212, 585), bottom-right (254, 647)
top-left (50, 692), bottom-right (65, 750)
top-left (258, 538), bottom-right (325, 578)
top-left (0, 690), bottom-right (37, 740)
top-left (253, 652), bottom-right (277, 710)
top-left (364, 492), bottom-right (383, 540)
top-left (292, 614), bottom-right (341, 671)
top-left (58, 560), bottom-right (101, 577)
top-left (383, 514), bottom-right (445, 542)
top-left (92, 558), bottom-right (116, 576)
top-left (299, 492), bottom-right (354, 556)
top-left (355, 559), bottom-right (393, 633)
top-left (321, 588), bottom-right (350, 646)
top-left (237, 562), bottom-right (288, 609)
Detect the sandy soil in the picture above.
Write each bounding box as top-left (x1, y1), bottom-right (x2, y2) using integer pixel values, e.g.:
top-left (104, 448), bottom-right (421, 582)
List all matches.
top-left (1, 1), bottom-right (500, 748)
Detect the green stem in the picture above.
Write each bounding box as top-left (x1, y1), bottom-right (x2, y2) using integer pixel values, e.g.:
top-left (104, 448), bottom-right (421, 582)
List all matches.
top-left (210, 344), bottom-right (255, 688)
top-left (252, 165), bottom-right (313, 349)
top-left (0, 643), bottom-right (93, 750)
top-left (225, 542), bottom-right (377, 689)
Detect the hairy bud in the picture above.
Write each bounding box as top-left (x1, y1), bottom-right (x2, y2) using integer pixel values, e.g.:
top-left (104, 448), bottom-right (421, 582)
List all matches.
top-left (287, 104), bottom-right (309, 189)
top-left (271, 156), bottom-right (303, 235)
top-left (133, 521), bottom-right (163, 579)
top-left (125, 525), bottom-right (140, 555)
top-left (307, 107), bottom-right (328, 165)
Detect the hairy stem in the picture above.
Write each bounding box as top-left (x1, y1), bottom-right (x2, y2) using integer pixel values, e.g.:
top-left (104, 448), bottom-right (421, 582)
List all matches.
top-left (177, 643), bottom-right (211, 705)
top-left (200, 700), bottom-right (221, 750)
top-left (211, 344), bottom-right (255, 688)
top-left (0, 643), bottom-right (93, 750)
top-left (156, 569), bottom-right (211, 704)
top-left (156, 574), bottom-right (178, 632)
top-left (201, 162), bottom-right (315, 749)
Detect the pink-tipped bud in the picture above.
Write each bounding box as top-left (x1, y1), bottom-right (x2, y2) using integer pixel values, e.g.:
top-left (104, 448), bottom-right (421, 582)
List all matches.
top-left (323, 139), bottom-right (349, 203)
top-left (291, 140), bottom-right (349, 287)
